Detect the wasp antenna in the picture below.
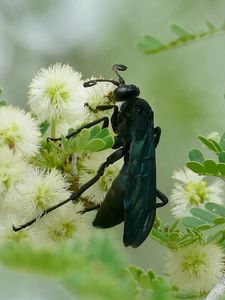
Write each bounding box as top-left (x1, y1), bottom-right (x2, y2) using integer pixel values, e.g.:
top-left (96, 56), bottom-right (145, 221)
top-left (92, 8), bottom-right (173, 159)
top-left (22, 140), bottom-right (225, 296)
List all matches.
top-left (113, 64), bottom-right (127, 71)
top-left (83, 79), bottom-right (119, 88)
top-left (83, 80), bottom-right (97, 87)
top-left (112, 64), bottom-right (127, 84)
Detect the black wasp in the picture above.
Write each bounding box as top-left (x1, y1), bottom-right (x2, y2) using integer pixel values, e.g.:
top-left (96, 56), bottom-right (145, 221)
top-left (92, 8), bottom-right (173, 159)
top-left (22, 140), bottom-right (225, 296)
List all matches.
top-left (13, 64), bottom-right (168, 248)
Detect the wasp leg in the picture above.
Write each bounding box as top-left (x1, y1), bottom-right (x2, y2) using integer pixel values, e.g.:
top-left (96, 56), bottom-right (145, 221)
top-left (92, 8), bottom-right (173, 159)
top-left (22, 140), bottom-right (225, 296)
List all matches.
top-left (47, 116), bottom-right (109, 142)
top-left (156, 189), bottom-right (168, 208)
top-left (13, 148), bottom-right (125, 232)
top-left (154, 126), bottom-right (161, 148)
top-left (112, 136), bottom-right (123, 149)
top-left (96, 105), bottom-right (115, 110)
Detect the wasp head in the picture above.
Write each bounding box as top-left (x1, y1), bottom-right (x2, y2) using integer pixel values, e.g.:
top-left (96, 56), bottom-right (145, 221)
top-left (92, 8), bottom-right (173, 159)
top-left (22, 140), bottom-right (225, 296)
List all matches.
top-left (113, 84), bottom-right (140, 102)
top-left (83, 64), bottom-right (140, 102)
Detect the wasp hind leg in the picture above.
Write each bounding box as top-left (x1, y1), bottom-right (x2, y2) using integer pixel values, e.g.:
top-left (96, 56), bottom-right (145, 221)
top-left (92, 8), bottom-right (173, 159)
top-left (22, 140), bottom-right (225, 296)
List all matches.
top-left (156, 189), bottom-right (168, 208)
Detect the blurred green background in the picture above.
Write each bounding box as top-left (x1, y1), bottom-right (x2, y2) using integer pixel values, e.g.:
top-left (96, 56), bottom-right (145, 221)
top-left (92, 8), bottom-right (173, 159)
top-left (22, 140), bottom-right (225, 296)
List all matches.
top-left (1, 0), bottom-right (225, 298)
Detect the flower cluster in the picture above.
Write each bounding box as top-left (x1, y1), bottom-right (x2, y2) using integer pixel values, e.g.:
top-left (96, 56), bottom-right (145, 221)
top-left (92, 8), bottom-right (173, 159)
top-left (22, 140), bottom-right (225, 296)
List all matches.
top-left (170, 167), bottom-right (223, 218)
top-left (0, 63), bottom-right (117, 249)
top-left (166, 242), bottom-right (224, 293)
top-left (165, 166), bottom-right (225, 294)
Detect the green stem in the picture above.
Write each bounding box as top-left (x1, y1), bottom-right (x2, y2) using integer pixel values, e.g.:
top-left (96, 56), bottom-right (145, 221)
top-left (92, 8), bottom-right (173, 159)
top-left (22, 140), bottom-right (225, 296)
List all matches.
top-left (51, 119), bottom-right (56, 139)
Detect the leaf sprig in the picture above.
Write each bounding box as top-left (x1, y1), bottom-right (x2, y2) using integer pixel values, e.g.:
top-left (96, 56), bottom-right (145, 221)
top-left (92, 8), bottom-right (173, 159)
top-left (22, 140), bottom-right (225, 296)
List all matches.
top-left (150, 218), bottom-right (203, 250)
top-left (139, 22), bottom-right (225, 55)
top-left (32, 125), bottom-right (115, 172)
top-left (187, 133), bottom-right (225, 177)
top-left (182, 202), bottom-right (225, 248)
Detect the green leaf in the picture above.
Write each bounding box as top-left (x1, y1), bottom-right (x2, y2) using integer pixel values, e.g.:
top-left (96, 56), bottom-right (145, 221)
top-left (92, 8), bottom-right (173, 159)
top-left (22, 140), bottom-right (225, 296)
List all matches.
top-left (100, 136), bottom-right (115, 150)
top-left (197, 224), bottom-right (213, 230)
top-left (67, 137), bottom-right (77, 152)
top-left (94, 127), bottom-right (110, 139)
top-left (210, 140), bottom-right (223, 152)
top-left (217, 163), bottom-right (225, 175)
top-left (181, 217), bottom-right (206, 228)
top-left (0, 100), bottom-right (7, 106)
top-left (206, 21), bottom-right (216, 31)
top-left (213, 217), bottom-right (225, 225)
top-left (128, 265), bottom-right (143, 281)
top-left (150, 228), bottom-right (169, 244)
top-left (66, 128), bottom-right (75, 136)
top-left (207, 231), bottom-right (224, 243)
top-left (219, 133), bottom-right (225, 150)
top-left (190, 207), bottom-right (216, 223)
top-left (39, 121), bottom-right (49, 136)
top-left (203, 159), bottom-right (218, 175)
top-left (90, 125), bottom-right (101, 139)
top-left (139, 273), bottom-right (151, 290)
top-left (170, 24), bottom-right (190, 37)
top-left (205, 202), bottom-right (225, 217)
top-left (85, 139), bottom-right (106, 151)
top-left (188, 149), bottom-right (204, 163)
top-left (147, 269), bottom-right (155, 281)
top-left (139, 35), bottom-right (165, 53)
top-left (79, 128), bottom-right (90, 148)
top-left (219, 152), bottom-right (225, 163)
top-left (169, 232), bottom-right (180, 241)
top-left (61, 136), bottom-right (69, 152)
top-left (198, 135), bottom-right (218, 152)
top-left (186, 161), bottom-right (205, 174)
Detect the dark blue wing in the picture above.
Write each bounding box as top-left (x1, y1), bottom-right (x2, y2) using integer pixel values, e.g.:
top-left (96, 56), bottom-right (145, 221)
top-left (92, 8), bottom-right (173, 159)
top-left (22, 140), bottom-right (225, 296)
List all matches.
top-left (123, 105), bottom-right (156, 247)
top-left (93, 161), bottom-right (129, 228)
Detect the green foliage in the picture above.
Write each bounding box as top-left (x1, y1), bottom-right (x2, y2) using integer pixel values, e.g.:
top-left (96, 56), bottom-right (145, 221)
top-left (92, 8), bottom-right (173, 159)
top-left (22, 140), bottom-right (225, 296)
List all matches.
top-left (181, 202), bottom-right (225, 249)
top-left (150, 218), bottom-right (202, 249)
top-left (0, 232), bottom-right (134, 300)
top-left (128, 265), bottom-right (173, 300)
top-left (0, 87), bottom-right (7, 106)
top-left (39, 121), bottom-right (50, 136)
top-left (187, 133), bottom-right (225, 177)
top-left (32, 125), bottom-right (115, 172)
top-left (139, 22), bottom-right (225, 54)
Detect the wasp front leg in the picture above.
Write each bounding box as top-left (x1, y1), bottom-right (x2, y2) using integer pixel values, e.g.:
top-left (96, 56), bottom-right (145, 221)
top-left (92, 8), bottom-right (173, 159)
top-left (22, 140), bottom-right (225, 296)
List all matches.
top-left (47, 116), bottom-right (110, 142)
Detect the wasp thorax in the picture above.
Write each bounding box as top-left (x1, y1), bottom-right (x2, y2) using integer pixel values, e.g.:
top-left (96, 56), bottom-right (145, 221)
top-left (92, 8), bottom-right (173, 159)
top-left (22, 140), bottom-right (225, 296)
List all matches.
top-left (113, 84), bottom-right (140, 101)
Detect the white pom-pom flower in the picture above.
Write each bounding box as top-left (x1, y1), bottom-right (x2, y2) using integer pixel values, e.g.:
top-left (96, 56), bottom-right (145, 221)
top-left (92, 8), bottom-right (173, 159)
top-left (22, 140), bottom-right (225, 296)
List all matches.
top-left (166, 243), bottom-right (224, 293)
top-left (28, 202), bottom-right (90, 248)
top-left (78, 150), bottom-right (122, 204)
top-left (0, 146), bottom-right (29, 203)
top-left (170, 167), bottom-right (223, 218)
top-left (0, 106), bottom-right (40, 157)
top-left (84, 78), bottom-right (115, 122)
top-left (0, 213), bottom-right (29, 245)
top-left (17, 168), bottom-right (71, 218)
top-left (28, 63), bottom-right (86, 124)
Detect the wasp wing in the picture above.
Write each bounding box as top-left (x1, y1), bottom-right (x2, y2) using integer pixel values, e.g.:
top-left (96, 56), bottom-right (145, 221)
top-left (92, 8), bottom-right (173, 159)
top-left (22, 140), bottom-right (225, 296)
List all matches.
top-left (123, 105), bottom-right (156, 248)
top-left (93, 161), bottom-right (129, 228)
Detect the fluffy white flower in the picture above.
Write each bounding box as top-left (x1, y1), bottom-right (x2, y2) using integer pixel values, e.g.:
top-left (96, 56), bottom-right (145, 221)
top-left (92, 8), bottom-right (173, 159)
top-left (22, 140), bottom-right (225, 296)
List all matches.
top-left (28, 63), bottom-right (86, 124)
top-left (28, 202), bottom-right (90, 248)
top-left (170, 167), bottom-right (224, 218)
top-left (78, 150), bottom-right (122, 204)
top-left (166, 243), bottom-right (224, 293)
top-left (0, 213), bottom-right (29, 245)
top-left (0, 106), bottom-right (40, 157)
top-left (84, 78), bottom-right (115, 122)
top-left (0, 146), bottom-right (29, 203)
top-left (17, 168), bottom-right (71, 218)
